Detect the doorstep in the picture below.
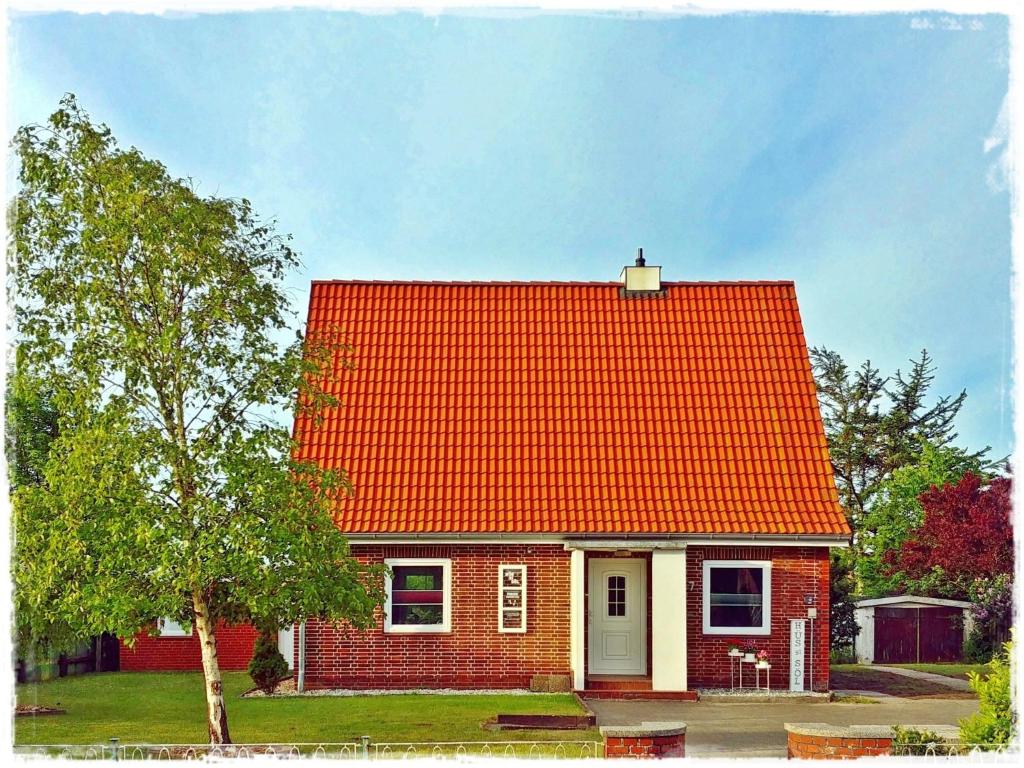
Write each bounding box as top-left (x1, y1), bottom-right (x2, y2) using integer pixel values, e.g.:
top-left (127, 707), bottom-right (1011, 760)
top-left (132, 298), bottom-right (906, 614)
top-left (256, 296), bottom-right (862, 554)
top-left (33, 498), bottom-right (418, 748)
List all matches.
top-left (586, 675), bottom-right (652, 691)
top-left (580, 690), bottom-right (700, 701)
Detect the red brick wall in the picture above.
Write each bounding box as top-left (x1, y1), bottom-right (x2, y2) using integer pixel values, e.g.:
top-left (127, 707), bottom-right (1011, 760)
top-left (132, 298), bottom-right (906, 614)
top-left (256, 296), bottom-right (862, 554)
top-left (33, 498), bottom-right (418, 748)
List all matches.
top-left (302, 544), bottom-right (571, 689)
top-left (604, 733), bottom-right (686, 758)
top-left (119, 623), bottom-right (258, 672)
top-left (787, 732), bottom-right (892, 759)
top-left (686, 546), bottom-right (830, 691)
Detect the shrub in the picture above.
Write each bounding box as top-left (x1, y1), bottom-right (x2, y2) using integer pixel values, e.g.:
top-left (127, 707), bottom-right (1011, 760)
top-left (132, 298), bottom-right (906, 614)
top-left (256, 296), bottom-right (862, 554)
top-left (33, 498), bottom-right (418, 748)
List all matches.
top-left (891, 726), bottom-right (955, 756)
top-left (967, 575), bottom-right (1013, 653)
top-left (830, 646), bottom-right (856, 665)
top-left (964, 627), bottom-right (994, 664)
top-left (959, 639), bottom-right (1015, 749)
top-left (248, 630), bottom-right (289, 694)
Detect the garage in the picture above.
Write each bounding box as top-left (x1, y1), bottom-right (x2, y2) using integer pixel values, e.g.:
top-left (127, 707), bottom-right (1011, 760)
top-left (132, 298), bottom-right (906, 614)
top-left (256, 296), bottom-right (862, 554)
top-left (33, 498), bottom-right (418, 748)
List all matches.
top-left (853, 596), bottom-right (974, 664)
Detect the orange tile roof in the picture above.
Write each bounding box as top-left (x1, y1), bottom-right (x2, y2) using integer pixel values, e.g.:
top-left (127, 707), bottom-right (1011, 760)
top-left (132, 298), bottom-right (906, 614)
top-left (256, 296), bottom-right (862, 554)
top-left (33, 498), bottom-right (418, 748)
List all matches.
top-left (294, 280), bottom-right (850, 537)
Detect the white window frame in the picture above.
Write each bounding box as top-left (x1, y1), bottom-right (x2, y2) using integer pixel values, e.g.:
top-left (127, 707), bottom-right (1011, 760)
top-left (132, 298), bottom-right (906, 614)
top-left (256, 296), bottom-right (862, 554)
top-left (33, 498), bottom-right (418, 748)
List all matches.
top-left (384, 558), bottom-right (452, 634)
top-left (702, 559), bottom-right (772, 635)
top-left (498, 564), bottom-right (527, 634)
top-left (158, 617), bottom-right (192, 637)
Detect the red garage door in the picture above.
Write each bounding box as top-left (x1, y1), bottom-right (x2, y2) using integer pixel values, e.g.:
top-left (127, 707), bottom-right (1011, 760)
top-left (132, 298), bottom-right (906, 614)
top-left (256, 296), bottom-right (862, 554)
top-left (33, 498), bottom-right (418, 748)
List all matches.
top-left (874, 608), bottom-right (917, 663)
top-left (920, 607), bottom-right (964, 662)
top-left (874, 607), bottom-right (963, 663)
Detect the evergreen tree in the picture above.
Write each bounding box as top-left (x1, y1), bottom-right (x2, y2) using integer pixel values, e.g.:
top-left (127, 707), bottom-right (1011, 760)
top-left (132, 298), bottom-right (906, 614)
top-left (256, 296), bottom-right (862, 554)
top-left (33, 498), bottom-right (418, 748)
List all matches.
top-left (811, 347), bottom-right (988, 528)
top-left (811, 347), bottom-right (994, 645)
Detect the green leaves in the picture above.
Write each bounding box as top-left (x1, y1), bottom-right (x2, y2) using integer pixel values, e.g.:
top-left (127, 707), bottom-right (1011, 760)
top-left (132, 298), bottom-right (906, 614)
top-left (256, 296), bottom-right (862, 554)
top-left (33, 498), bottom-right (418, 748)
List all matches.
top-left (810, 347), bottom-right (992, 527)
top-left (811, 346), bottom-right (998, 636)
top-left (856, 441), bottom-right (993, 598)
top-left (960, 639), bottom-right (1015, 748)
top-left (10, 95), bottom-right (384, 666)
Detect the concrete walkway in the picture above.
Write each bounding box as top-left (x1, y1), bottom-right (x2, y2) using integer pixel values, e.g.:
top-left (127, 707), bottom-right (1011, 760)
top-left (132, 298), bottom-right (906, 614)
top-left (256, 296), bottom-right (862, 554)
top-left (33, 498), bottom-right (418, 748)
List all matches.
top-left (864, 664), bottom-right (972, 691)
top-left (585, 697), bottom-right (979, 758)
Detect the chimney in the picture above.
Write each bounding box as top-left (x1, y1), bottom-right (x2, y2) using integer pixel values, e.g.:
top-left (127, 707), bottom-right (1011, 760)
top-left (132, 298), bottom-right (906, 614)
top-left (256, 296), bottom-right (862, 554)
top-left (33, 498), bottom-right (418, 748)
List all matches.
top-left (619, 247), bottom-right (663, 295)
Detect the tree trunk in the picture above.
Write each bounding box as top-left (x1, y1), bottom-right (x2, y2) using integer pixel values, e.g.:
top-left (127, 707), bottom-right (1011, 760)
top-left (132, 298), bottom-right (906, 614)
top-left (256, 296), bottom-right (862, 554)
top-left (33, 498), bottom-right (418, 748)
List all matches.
top-left (193, 592), bottom-right (231, 744)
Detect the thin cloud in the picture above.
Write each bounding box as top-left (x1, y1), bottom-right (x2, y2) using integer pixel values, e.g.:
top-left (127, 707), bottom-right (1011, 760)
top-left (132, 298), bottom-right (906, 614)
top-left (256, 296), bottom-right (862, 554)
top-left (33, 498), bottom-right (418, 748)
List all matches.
top-left (985, 93), bottom-right (1009, 194)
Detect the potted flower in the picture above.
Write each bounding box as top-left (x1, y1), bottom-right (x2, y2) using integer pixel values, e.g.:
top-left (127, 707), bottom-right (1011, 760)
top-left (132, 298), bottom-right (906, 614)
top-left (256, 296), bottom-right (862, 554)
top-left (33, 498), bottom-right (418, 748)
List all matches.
top-left (727, 640), bottom-right (742, 657)
top-left (755, 649), bottom-right (770, 669)
top-left (742, 644), bottom-right (757, 663)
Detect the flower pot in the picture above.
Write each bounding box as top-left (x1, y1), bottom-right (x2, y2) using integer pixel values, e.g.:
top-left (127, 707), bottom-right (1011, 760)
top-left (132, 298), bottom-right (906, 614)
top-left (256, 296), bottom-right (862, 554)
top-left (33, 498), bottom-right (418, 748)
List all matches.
top-left (728, 649), bottom-right (741, 657)
top-left (756, 661), bottom-right (770, 669)
top-left (743, 653), bottom-right (756, 662)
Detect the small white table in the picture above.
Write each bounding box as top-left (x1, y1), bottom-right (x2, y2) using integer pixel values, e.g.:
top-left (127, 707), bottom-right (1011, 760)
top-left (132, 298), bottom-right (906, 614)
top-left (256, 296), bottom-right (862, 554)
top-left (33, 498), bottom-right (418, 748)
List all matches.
top-left (755, 663), bottom-right (771, 691)
top-left (738, 656), bottom-right (756, 689)
top-left (728, 651), bottom-right (742, 688)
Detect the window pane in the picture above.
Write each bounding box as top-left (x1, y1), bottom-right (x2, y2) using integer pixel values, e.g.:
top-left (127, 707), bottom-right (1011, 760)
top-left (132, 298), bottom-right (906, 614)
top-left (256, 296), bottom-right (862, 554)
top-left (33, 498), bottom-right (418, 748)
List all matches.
top-left (392, 604), bottom-right (443, 625)
top-left (608, 575), bottom-right (626, 617)
top-left (392, 565), bottom-right (445, 626)
top-left (394, 566), bottom-right (443, 591)
top-left (708, 567), bottom-right (764, 628)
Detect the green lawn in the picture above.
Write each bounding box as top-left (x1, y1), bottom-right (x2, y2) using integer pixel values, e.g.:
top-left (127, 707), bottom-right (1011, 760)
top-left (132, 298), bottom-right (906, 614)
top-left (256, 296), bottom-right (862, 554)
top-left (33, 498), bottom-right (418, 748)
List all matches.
top-left (15, 672), bottom-right (597, 748)
top-left (884, 663), bottom-right (988, 681)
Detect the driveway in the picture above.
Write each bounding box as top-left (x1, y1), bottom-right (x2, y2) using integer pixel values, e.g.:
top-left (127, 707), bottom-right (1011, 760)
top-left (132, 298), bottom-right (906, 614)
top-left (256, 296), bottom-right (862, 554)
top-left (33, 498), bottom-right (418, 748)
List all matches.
top-left (584, 697), bottom-right (980, 758)
top-left (862, 664), bottom-right (972, 691)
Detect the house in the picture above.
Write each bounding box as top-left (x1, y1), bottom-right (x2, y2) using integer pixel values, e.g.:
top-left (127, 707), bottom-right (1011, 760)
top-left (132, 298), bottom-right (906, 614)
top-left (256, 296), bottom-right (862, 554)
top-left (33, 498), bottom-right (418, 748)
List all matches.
top-left (119, 619), bottom-right (296, 673)
top-left (119, 621), bottom-right (264, 672)
top-left (853, 596), bottom-right (974, 664)
top-left (289, 254), bottom-right (851, 695)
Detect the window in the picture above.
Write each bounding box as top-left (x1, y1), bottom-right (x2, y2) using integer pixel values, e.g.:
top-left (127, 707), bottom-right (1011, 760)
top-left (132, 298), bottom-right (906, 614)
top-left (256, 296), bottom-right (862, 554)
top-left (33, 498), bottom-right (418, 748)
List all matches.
top-left (607, 575), bottom-right (626, 617)
top-left (158, 618), bottom-right (192, 637)
top-left (702, 560), bottom-right (771, 635)
top-left (385, 558), bottom-right (451, 633)
top-left (498, 564), bottom-right (527, 633)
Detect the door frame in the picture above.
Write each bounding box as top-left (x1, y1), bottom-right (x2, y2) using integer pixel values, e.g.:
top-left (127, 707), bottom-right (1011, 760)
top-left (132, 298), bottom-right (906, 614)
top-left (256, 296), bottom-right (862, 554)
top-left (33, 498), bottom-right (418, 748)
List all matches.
top-left (587, 557), bottom-right (648, 675)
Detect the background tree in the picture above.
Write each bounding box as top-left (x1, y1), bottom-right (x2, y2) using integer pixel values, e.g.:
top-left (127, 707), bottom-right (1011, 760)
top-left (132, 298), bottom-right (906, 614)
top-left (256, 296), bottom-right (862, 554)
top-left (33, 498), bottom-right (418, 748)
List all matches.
top-left (857, 441), bottom-right (992, 598)
top-left (811, 347), bottom-right (988, 527)
top-left (828, 550), bottom-right (859, 660)
top-left (811, 347), bottom-right (995, 650)
top-left (10, 95), bottom-right (386, 744)
top-left (6, 358), bottom-right (84, 661)
top-left (5, 355), bottom-right (60, 491)
top-left (884, 473), bottom-right (1013, 598)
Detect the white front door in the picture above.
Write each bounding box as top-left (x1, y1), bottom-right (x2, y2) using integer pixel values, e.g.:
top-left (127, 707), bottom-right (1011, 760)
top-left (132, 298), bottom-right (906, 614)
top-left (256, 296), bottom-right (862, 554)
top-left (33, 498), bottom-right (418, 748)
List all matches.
top-left (588, 558), bottom-right (647, 675)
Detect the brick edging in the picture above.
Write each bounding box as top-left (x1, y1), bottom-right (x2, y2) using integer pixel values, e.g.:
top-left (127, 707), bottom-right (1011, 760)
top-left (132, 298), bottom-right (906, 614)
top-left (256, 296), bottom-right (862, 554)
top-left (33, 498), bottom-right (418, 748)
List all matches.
top-left (785, 723), bottom-right (960, 759)
top-left (600, 722), bottom-right (686, 758)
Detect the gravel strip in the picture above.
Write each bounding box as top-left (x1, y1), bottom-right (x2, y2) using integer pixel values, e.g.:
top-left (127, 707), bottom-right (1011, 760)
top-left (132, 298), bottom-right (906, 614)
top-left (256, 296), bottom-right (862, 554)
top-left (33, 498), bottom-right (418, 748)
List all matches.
top-left (243, 681), bottom-right (539, 698)
top-left (697, 688), bottom-right (831, 699)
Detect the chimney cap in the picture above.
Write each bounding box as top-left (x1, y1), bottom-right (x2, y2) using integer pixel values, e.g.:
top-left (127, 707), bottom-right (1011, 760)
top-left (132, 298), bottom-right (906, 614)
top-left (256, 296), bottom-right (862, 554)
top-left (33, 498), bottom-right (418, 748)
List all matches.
top-left (619, 248), bottom-right (662, 295)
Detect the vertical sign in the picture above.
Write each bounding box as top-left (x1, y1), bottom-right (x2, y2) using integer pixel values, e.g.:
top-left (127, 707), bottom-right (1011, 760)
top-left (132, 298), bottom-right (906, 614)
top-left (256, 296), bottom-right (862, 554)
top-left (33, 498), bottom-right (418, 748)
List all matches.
top-left (790, 619), bottom-right (806, 692)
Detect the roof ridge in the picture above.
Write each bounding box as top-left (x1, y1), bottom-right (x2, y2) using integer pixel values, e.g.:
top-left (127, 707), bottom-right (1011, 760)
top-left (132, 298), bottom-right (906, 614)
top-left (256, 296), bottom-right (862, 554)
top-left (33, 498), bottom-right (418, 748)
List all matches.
top-left (310, 279), bottom-right (796, 287)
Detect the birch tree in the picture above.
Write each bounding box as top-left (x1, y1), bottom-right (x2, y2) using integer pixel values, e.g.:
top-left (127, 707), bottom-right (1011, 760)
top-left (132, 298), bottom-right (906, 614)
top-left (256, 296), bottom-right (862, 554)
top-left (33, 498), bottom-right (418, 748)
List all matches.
top-left (10, 95), bottom-right (385, 743)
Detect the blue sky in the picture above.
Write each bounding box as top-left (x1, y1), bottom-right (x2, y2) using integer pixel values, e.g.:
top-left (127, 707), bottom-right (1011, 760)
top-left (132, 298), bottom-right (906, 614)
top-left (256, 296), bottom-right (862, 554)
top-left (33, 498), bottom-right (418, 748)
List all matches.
top-left (8, 10), bottom-right (1012, 459)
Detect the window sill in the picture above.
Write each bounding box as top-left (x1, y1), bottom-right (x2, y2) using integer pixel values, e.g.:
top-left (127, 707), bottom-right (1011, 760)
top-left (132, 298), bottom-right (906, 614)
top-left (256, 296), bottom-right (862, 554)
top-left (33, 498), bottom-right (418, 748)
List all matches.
top-left (703, 627), bottom-right (771, 636)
